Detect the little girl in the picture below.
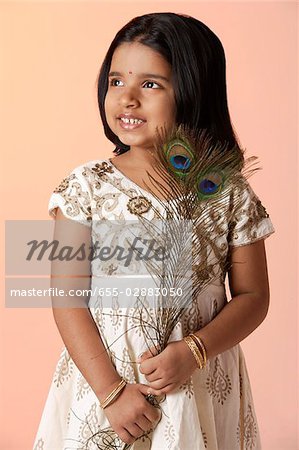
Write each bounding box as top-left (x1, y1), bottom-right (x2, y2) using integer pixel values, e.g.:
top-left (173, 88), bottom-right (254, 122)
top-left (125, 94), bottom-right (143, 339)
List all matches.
top-left (33, 12), bottom-right (275, 450)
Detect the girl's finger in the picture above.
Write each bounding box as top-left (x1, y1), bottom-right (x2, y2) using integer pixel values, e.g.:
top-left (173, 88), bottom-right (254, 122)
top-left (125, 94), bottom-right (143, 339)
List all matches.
top-left (145, 370), bottom-right (161, 383)
top-left (148, 378), bottom-right (167, 390)
top-left (137, 345), bottom-right (159, 362)
top-left (147, 383), bottom-right (174, 396)
top-left (139, 358), bottom-right (157, 375)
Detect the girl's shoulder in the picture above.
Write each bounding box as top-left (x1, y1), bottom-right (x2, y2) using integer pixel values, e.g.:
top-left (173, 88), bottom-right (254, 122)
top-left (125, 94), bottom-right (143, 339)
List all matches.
top-left (49, 159), bottom-right (115, 224)
top-left (52, 158), bottom-right (113, 192)
top-left (226, 174), bottom-right (275, 247)
top-left (67, 158), bottom-right (112, 179)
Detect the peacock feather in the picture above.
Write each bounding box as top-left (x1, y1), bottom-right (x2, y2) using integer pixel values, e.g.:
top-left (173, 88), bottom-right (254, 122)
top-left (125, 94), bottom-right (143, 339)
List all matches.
top-left (129, 124), bottom-right (261, 351)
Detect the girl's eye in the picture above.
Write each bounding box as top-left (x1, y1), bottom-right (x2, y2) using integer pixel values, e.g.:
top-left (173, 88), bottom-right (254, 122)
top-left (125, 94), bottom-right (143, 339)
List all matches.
top-left (143, 81), bottom-right (160, 89)
top-left (109, 78), bottom-right (124, 87)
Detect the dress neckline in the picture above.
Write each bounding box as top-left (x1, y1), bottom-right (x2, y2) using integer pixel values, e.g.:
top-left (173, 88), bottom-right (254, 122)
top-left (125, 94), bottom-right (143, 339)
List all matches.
top-left (106, 158), bottom-right (169, 203)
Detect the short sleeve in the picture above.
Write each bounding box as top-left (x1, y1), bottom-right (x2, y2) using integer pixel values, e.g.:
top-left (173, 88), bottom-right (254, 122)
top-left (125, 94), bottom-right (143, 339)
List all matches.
top-left (48, 164), bottom-right (92, 227)
top-left (228, 178), bottom-right (275, 247)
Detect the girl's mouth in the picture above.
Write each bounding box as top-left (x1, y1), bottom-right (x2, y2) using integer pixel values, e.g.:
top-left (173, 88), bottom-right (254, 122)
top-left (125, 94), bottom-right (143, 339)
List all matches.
top-left (118, 117), bottom-right (146, 130)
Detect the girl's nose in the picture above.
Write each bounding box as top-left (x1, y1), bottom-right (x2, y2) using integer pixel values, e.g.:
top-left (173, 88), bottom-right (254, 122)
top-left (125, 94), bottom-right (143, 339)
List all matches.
top-left (119, 89), bottom-right (140, 108)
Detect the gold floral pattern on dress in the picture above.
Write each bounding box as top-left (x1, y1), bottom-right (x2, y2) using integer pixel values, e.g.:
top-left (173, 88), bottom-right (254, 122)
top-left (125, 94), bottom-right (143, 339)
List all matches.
top-left (109, 295), bottom-right (124, 333)
top-left (119, 347), bottom-right (137, 383)
top-left (78, 402), bottom-right (99, 443)
top-left (93, 192), bottom-right (122, 219)
top-left (164, 420), bottom-right (176, 449)
top-left (91, 161), bottom-right (114, 177)
top-left (33, 438), bottom-right (44, 450)
top-left (239, 372), bottom-right (243, 399)
top-left (105, 263), bottom-right (118, 275)
top-left (181, 300), bottom-right (203, 336)
top-left (92, 303), bottom-right (106, 333)
top-left (200, 425), bottom-right (208, 448)
top-left (85, 160), bottom-right (165, 220)
top-left (193, 263), bottom-right (215, 285)
top-left (53, 348), bottom-right (74, 387)
top-left (228, 184), bottom-right (271, 245)
top-left (127, 196), bottom-right (152, 215)
top-left (53, 175), bottom-right (92, 222)
top-left (76, 374), bottom-right (91, 401)
top-left (53, 174), bottom-right (75, 193)
top-left (179, 377), bottom-right (194, 399)
top-left (211, 298), bottom-right (219, 320)
top-left (206, 356), bottom-right (232, 404)
top-left (237, 403), bottom-right (259, 450)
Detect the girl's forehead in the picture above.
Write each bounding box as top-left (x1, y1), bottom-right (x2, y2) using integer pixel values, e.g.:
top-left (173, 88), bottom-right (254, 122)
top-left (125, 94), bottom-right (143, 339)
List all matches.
top-left (111, 42), bottom-right (171, 73)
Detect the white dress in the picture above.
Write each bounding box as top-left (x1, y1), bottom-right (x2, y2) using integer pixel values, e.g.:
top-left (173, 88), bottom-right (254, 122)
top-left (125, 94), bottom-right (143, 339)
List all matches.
top-left (33, 159), bottom-right (275, 450)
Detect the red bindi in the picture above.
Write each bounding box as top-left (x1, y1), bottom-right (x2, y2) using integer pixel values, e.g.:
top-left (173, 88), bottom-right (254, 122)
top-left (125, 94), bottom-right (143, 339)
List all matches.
top-left (129, 71), bottom-right (132, 74)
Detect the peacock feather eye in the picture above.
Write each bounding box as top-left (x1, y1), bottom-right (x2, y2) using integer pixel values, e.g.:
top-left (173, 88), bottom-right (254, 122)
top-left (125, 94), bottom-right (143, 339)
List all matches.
top-left (165, 140), bottom-right (194, 178)
top-left (196, 171), bottom-right (224, 199)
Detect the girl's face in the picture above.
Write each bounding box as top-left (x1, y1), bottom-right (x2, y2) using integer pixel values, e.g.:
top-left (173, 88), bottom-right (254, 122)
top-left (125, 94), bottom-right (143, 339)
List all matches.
top-left (104, 42), bottom-right (176, 153)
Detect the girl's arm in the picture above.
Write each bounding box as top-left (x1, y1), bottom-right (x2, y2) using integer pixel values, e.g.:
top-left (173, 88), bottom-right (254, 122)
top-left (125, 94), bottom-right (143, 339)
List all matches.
top-left (139, 239), bottom-right (271, 395)
top-left (192, 238), bottom-right (270, 358)
top-left (51, 208), bottom-right (161, 444)
top-left (51, 207), bottom-right (121, 400)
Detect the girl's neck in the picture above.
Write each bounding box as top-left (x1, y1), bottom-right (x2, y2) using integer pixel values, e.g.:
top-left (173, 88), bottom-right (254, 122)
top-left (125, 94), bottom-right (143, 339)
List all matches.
top-left (117, 146), bottom-right (156, 170)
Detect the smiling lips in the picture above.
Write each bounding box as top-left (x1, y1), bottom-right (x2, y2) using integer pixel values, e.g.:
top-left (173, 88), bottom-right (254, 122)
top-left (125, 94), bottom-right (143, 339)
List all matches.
top-left (117, 114), bottom-right (146, 130)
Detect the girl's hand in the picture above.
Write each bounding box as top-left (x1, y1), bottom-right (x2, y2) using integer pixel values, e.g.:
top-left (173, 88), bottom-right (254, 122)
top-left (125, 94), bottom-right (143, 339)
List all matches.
top-left (103, 382), bottom-right (161, 445)
top-left (138, 340), bottom-right (198, 396)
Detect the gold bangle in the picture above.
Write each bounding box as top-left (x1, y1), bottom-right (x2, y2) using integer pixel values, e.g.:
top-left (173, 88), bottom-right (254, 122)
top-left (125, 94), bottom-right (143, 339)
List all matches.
top-left (100, 378), bottom-right (127, 409)
top-left (189, 334), bottom-right (207, 367)
top-left (183, 336), bottom-right (204, 369)
top-left (100, 379), bottom-right (126, 409)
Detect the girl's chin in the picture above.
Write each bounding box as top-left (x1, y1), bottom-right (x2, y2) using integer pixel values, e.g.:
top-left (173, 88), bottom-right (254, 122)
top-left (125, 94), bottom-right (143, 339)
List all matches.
top-left (117, 135), bottom-right (152, 148)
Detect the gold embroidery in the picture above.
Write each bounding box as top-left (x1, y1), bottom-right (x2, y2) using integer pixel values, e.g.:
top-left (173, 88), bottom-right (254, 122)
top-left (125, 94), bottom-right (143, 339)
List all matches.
top-left (239, 372), bottom-right (243, 399)
top-left (179, 377), bottom-right (194, 398)
top-left (33, 438), bottom-right (44, 450)
top-left (110, 295), bottom-right (124, 333)
top-left (91, 161), bottom-right (114, 176)
top-left (229, 184), bottom-right (271, 244)
top-left (164, 420), bottom-right (176, 449)
top-left (92, 304), bottom-right (107, 334)
top-left (53, 174), bottom-right (92, 222)
top-left (76, 374), bottom-right (91, 401)
top-left (200, 425), bottom-right (208, 448)
top-left (119, 347), bottom-right (137, 383)
top-left (181, 300), bottom-right (203, 335)
top-left (53, 174), bottom-right (75, 193)
top-left (256, 199), bottom-right (269, 218)
top-left (53, 348), bottom-right (74, 387)
top-left (211, 298), bottom-right (218, 320)
top-left (78, 402), bottom-right (99, 442)
top-left (127, 196), bottom-right (152, 215)
top-left (237, 403), bottom-right (258, 450)
top-left (206, 356), bottom-right (232, 404)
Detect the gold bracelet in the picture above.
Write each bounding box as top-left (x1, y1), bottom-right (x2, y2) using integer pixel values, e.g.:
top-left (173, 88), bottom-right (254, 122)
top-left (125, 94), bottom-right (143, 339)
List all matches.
top-left (101, 384), bottom-right (126, 409)
top-left (100, 378), bottom-right (127, 409)
top-left (100, 379), bottom-right (126, 409)
top-left (183, 336), bottom-right (204, 369)
top-left (189, 334), bottom-right (207, 367)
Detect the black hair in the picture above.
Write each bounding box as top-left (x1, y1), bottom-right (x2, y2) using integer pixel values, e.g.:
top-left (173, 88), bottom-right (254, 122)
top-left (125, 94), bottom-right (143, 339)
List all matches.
top-left (97, 12), bottom-right (240, 155)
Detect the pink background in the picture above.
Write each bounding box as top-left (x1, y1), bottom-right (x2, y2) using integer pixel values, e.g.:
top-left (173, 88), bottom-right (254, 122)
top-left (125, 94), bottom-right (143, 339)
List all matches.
top-left (0, 2), bottom-right (297, 449)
